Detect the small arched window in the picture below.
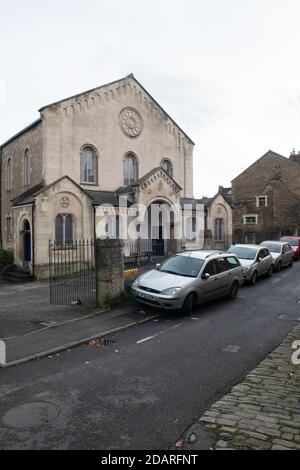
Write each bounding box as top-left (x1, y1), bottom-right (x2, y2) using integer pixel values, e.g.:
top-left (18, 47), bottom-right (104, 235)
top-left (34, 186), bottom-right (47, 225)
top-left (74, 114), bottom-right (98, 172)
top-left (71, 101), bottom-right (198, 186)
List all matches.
top-left (124, 153), bottom-right (138, 186)
top-left (23, 149), bottom-right (30, 186)
top-left (161, 159), bottom-right (173, 177)
top-left (80, 146), bottom-right (97, 184)
top-left (55, 214), bottom-right (74, 246)
top-left (7, 158), bottom-right (12, 191)
top-left (214, 218), bottom-right (224, 241)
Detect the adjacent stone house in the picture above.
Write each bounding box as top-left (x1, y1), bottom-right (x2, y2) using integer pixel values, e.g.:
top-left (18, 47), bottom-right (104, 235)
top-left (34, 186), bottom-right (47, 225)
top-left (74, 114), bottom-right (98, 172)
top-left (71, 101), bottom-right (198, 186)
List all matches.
top-left (199, 186), bottom-right (233, 250)
top-left (231, 150), bottom-right (300, 244)
top-left (0, 74), bottom-right (203, 278)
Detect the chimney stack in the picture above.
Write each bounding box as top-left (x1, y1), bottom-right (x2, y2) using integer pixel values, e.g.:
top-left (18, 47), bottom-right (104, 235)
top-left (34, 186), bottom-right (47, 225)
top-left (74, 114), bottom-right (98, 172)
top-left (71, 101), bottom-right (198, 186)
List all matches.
top-left (289, 149), bottom-right (300, 164)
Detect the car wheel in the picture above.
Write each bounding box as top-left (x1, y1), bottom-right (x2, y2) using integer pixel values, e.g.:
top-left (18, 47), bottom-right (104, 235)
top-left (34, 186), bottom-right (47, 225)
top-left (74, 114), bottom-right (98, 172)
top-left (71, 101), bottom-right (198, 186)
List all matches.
top-left (181, 293), bottom-right (195, 315)
top-left (250, 271), bottom-right (257, 286)
top-left (276, 261), bottom-right (282, 272)
top-left (266, 265), bottom-right (273, 278)
top-left (288, 258), bottom-right (294, 268)
top-left (228, 281), bottom-right (239, 300)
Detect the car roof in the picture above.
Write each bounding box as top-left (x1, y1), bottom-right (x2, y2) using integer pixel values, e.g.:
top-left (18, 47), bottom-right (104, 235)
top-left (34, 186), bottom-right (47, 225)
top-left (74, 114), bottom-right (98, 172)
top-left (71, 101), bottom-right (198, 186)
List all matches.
top-left (230, 244), bottom-right (260, 249)
top-left (178, 250), bottom-right (229, 260)
top-left (261, 240), bottom-right (285, 245)
top-left (281, 236), bottom-right (300, 239)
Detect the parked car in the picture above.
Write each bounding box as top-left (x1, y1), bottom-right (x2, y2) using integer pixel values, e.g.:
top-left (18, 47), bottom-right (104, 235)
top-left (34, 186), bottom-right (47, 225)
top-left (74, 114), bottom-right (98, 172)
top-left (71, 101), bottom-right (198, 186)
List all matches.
top-left (131, 250), bottom-right (244, 314)
top-left (280, 236), bottom-right (300, 260)
top-left (227, 244), bottom-right (273, 285)
top-left (260, 241), bottom-right (294, 271)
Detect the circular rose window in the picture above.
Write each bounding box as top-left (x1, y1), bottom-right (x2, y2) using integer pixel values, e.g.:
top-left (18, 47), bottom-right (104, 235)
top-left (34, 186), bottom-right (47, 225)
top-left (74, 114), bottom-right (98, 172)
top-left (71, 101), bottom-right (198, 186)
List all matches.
top-left (119, 107), bottom-right (143, 138)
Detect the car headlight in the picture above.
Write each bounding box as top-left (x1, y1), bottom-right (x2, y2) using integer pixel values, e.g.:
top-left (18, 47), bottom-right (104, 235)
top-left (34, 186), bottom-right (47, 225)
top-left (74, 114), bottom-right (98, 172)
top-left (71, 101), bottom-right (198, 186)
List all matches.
top-left (161, 287), bottom-right (181, 295)
top-left (242, 266), bottom-right (250, 273)
top-left (132, 278), bottom-right (139, 288)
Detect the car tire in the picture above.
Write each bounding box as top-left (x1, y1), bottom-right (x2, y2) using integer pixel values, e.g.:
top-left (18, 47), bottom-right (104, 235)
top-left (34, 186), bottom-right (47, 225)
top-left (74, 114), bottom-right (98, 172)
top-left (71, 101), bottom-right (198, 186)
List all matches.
top-left (276, 261), bottom-right (282, 272)
top-left (181, 293), bottom-right (195, 315)
top-left (288, 259), bottom-right (294, 268)
top-left (250, 271), bottom-right (257, 286)
top-left (266, 265), bottom-right (273, 278)
top-left (228, 281), bottom-right (239, 300)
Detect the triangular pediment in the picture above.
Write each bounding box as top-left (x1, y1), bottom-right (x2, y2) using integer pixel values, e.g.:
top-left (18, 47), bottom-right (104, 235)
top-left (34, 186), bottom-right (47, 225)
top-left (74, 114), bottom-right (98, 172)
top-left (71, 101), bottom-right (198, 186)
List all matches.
top-left (39, 74), bottom-right (194, 145)
top-left (138, 167), bottom-right (182, 194)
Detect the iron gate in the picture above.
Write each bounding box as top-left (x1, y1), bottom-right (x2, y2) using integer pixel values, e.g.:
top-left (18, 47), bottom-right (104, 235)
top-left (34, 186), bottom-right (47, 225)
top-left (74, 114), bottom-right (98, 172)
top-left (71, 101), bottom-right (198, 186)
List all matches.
top-left (49, 240), bottom-right (97, 306)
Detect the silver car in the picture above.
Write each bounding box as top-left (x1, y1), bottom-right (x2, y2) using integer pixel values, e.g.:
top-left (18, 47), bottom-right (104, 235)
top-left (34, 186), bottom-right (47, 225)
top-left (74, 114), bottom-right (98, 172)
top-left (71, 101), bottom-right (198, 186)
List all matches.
top-left (227, 244), bottom-right (273, 285)
top-left (260, 241), bottom-right (294, 271)
top-left (131, 250), bottom-right (243, 315)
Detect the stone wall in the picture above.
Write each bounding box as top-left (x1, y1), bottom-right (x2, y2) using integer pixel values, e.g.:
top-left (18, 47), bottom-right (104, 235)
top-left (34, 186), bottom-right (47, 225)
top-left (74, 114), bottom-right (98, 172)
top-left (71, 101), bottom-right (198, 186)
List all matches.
top-left (95, 238), bottom-right (125, 307)
top-left (232, 151), bottom-right (300, 244)
top-left (1, 122), bottom-right (43, 251)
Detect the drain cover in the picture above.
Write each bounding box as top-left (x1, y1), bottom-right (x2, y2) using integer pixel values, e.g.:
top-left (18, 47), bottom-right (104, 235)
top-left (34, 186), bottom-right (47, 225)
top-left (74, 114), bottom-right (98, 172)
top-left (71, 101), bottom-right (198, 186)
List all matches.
top-left (1, 402), bottom-right (59, 428)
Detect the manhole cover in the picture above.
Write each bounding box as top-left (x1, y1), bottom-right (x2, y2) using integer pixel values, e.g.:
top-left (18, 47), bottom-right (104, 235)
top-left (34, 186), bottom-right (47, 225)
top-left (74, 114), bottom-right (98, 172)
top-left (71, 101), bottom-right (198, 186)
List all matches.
top-left (1, 401), bottom-right (60, 428)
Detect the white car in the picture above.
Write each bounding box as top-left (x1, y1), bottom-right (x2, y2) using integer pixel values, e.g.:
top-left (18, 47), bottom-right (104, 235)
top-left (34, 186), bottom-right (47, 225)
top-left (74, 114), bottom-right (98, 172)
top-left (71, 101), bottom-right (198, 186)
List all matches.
top-left (227, 244), bottom-right (273, 285)
top-left (260, 241), bottom-right (294, 271)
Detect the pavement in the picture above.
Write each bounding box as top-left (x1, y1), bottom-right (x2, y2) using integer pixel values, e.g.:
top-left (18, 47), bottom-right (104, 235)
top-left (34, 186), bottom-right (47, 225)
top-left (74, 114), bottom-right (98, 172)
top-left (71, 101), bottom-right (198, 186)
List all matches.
top-left (0, 263), bottom-right (299, 449)
top-left (181, 323), bottom-right (300, 450)
top-left (0, 281), bottom-right (159, 365)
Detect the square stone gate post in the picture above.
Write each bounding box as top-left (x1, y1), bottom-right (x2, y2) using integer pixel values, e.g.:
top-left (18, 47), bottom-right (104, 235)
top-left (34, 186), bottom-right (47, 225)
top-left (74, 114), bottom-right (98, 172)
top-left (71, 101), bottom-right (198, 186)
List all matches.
top-left (95, 238), bottom-right (125, 308)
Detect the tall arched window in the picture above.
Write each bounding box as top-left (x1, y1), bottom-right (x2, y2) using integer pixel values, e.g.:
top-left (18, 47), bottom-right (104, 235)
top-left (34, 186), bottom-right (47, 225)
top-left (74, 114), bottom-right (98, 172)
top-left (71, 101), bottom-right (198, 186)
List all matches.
top-left (23, 149), bottom-right (30, 186)
top-left (124, 153), bottom-right (138, 185)
top-left (55, 214), bottom-right (74, 246)
top-left (161, 159), bottom-right (173, 177)
top-left (214, 218), bottom-right (224, 241)
top-left (80, 146), bottom-right (97, 184)
top-left (7, 158), bottom-right (12, 191)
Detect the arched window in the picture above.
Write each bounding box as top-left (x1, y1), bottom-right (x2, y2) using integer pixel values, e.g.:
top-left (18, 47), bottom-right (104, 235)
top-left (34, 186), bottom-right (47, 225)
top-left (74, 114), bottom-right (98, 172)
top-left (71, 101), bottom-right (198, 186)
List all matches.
top-left (55, 214), bottom-right (74, 246)
top-left (23, 149), bottom-right (30, 186)
top-left (124, 153), bottom-right (138, 185)
top-left (7, 158), bottom-right (12, 191)
top-left (214, 218), bottom-right (224, 241)
top-left (161, 159), bottom-right (173, 177)
top-left (80, 146), bottom-right (97, 184)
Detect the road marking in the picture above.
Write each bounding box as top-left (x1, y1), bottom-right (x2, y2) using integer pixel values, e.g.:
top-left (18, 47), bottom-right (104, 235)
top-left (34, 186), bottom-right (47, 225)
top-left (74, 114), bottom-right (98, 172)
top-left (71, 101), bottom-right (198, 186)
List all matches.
top-left (222, 345), bottom-right (241, 353)
top-left (0, 341), bottom-right (6, 365)
top-left (136, 323), bottom-right (183, 344)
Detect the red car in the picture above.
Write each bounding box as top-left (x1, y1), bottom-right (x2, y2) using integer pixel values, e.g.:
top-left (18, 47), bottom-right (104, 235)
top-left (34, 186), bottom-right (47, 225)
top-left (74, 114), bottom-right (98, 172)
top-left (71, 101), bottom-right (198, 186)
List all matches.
top-left (280, 236), bottom-right (300, 260)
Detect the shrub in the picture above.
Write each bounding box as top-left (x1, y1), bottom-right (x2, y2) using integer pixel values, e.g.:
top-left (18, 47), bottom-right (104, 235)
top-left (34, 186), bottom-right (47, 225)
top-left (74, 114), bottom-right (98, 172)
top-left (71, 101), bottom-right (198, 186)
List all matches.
top-left (0, 249), bottom-right (14, 270)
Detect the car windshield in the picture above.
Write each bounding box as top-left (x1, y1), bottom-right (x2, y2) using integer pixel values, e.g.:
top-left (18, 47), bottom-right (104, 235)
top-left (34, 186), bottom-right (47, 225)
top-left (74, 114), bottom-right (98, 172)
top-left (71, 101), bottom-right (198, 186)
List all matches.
top-left (227, 246), bottom-right (256, 260)
top-left (158, 255), bottom-right (204, 278)
top-left (282, 238), bottom-right (298, 246)
top-left (262, 243), bottom-right (281, 253)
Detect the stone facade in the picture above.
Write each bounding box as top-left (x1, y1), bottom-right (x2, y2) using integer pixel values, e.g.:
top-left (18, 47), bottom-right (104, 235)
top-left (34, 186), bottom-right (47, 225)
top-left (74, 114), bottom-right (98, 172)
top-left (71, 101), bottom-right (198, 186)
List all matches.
top-left (0, 122), bottom-right (42, 254)
top-left (232, 150), bottom-right (300, 244)
top-left (0, 74), bottom-right (201, 278)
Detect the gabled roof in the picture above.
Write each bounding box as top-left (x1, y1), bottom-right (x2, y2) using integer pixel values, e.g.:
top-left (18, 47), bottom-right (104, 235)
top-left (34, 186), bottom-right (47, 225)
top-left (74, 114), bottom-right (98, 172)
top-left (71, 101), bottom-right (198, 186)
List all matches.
top-left (39, 73), bottom-right (195, 145)
top-left (1, 119), bottom-right (42, 150)
top-left (11, 182), bottom-right (44, 207)
top-left (231, 150), bottom-right (287, 183)
top-left (86, 190), bottom-right (133, 207)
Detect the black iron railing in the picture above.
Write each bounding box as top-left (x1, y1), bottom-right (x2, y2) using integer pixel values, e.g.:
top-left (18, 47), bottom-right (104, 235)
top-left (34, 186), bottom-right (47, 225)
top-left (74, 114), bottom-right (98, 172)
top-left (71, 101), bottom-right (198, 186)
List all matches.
top-left (49, 240), bottom-right (97, 306)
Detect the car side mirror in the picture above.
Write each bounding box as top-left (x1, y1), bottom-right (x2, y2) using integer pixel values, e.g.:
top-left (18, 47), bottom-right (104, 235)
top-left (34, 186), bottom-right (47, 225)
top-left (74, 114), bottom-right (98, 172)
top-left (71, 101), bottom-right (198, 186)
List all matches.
top-left (156, 263), bottom-right (161, 270)
top-left (201, 273), bottom-right (210, 280)
top-left (257, 258), bottom-right (261, 263)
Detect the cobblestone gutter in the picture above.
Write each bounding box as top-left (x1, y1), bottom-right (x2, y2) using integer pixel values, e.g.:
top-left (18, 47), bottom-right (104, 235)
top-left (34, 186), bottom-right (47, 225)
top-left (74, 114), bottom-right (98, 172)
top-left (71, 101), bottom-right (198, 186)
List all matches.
top-left (182, 323), bottom-right (300, 450)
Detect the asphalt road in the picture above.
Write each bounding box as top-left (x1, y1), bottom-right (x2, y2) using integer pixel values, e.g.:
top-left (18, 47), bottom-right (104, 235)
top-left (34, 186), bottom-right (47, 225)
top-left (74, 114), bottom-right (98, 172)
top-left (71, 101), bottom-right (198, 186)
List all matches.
top-left (0, 263), bottom-right (300, 449)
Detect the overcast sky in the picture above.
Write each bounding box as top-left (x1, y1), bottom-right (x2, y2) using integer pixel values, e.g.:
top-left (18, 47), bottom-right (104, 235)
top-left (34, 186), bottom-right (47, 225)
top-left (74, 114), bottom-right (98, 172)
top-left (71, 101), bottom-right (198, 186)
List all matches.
top-left (1, 0), bottom-right (300, 197)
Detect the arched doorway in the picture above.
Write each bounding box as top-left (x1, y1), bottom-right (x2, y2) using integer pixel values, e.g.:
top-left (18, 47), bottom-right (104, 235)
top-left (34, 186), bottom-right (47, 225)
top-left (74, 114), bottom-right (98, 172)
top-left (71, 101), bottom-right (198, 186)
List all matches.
top-left (22, 219), bottom-right (31, 265)
top-left (146, 200), bottom-right (176, 256)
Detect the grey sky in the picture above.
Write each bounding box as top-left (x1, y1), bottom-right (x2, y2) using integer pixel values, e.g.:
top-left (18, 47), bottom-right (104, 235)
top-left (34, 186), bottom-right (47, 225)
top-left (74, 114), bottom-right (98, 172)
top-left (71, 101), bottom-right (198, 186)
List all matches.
top-left (1, 0), bottom-right (300, 197)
